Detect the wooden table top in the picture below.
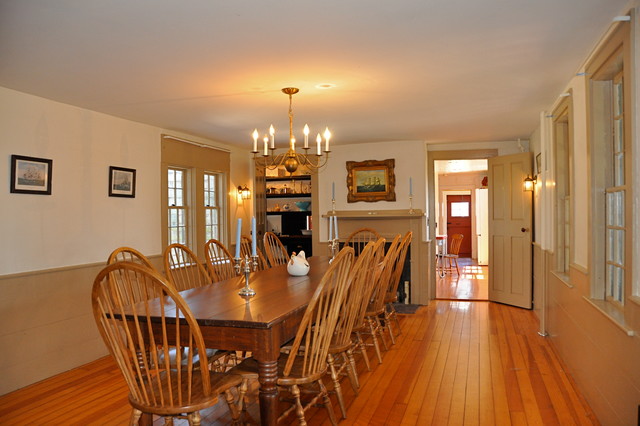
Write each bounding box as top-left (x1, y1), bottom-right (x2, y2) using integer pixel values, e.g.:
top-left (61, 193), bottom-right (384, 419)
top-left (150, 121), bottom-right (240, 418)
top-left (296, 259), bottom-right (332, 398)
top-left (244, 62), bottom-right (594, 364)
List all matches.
top-left (173, 256), bottom-right (331, 329)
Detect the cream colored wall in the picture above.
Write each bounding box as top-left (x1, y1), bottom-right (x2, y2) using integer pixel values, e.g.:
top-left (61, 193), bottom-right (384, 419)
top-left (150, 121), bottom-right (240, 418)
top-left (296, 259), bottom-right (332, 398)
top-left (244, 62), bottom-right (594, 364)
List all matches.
top-left (0, 87), bottom-right (252, 395)
top-left (530, 6), bottom-right (640, 424)
top-left (315, 140), bottom-right (427, 243)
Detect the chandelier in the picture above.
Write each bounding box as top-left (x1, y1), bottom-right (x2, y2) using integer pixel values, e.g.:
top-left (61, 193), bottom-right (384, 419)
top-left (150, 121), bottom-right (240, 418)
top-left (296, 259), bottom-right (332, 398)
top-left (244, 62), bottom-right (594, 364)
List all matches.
top-left (251, 87), bottom-right (331, 174)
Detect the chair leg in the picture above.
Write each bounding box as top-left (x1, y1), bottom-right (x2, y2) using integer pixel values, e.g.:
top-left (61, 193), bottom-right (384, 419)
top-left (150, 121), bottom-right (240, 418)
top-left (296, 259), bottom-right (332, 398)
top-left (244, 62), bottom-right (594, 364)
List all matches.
top-left (354, 331), bottom-right (371, 371)
top-left (318, 379), bottom-right (338, 426)
top-left (289, 384), bottom-right (308, 426)
top-left (327, 353), bottom-right (347, 419)
top-left (384, 308), bottom-right (396, 345)
top-left (345, 348), bottom-right (360, 392)
top-left (188, 411), bottom-right (201, 426)
top-left (366, 316), bottom-right (384, 363)
top-left (375, 315), bottom-right (389, 351)
top-left (236, 378), bottom-right (249, 413)
top-left (130, 408), bottom-right (142, 425)
top-left (454, 257), bottom-right (460, 275)
top-left (223, 389), bottom-right (240, 422)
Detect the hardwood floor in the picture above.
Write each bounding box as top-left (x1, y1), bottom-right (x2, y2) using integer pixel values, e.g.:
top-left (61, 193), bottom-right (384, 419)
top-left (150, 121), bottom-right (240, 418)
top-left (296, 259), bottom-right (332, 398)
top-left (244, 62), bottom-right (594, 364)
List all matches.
top-left (436, 257), bottom-right (488, 301)
top-left (0, 301), bottom-right (598, 425)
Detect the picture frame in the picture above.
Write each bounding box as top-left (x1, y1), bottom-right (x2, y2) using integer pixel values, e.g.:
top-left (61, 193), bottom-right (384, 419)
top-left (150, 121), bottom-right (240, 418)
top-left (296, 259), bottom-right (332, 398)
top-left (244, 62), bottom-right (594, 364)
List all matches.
top-left (346, 159), bottom-right (396, 203)
top-left (109, 166), bottom-right (136, 198)
top-left (10, 154), bottom-right (53, 195)
top-left (536, 153), bottom-right (542, 175)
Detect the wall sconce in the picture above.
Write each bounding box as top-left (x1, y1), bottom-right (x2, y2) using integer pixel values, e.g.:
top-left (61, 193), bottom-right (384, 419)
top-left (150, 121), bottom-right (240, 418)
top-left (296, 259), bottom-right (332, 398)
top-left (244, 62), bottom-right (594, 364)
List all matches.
top-left (523, 175), bottom-right (536, 191)
top-left (237, 185), bottom-right (251, 201)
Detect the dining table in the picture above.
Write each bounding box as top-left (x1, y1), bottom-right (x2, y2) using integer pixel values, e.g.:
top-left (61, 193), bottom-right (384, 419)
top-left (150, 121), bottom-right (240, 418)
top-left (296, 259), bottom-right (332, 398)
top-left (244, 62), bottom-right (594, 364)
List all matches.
top-left (140, 255), bottom-right (332, 426)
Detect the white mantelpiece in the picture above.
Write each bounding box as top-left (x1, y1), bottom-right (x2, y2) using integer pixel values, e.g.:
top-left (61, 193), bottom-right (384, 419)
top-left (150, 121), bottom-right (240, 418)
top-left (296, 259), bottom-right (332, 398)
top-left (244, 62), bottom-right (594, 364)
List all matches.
top-left (321, 209), bottom-right (429, 304)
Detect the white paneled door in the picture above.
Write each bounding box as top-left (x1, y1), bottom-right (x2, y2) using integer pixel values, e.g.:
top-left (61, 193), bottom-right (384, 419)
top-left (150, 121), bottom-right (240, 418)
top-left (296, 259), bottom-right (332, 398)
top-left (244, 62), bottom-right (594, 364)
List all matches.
top-left (488, 152), bottom-right (533, 309)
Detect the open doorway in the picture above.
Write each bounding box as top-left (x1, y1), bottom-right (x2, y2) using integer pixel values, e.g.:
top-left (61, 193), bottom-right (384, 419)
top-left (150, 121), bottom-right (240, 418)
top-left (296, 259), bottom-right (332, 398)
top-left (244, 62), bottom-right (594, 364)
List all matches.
top-left (434, 159), bottom-right (489, 300)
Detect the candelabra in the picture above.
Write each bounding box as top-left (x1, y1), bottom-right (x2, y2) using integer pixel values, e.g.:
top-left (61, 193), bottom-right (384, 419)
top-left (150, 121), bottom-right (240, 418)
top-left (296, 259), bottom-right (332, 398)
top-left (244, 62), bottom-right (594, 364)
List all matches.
top-left (235, 255), bottom-right (259, 297)
top-left (328, 238), bottom-right (339, 261)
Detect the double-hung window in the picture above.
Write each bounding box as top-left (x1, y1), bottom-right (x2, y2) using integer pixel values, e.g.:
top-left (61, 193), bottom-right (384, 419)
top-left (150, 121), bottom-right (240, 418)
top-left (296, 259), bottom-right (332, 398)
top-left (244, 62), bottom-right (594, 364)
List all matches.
top-left (168, 167), bottom-right (188, 245)
top-left (204, 172), bottom-right (222, 241)
top-left (552, 95), bottom-right (572, 275)
top-left (586, 22), bottom-right (631, 310)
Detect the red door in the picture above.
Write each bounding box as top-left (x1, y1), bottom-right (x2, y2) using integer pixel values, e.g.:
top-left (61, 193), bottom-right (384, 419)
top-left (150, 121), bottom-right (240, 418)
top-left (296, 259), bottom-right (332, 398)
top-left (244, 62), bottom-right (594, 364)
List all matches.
top-left (447, 195), bottom-right (472, 257)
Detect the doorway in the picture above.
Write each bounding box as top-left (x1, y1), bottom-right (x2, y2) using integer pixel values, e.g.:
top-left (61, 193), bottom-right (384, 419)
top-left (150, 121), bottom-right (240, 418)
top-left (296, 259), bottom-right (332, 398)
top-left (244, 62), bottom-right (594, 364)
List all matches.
top-left (433, 158), bottom-right (489, 301)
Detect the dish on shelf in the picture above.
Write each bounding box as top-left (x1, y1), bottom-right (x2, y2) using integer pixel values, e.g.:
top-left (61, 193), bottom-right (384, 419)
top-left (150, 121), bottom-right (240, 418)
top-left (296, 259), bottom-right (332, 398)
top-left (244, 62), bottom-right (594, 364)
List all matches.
top-left (301, 229), bottom-right (312, 235)
top-left (295, 201), bottom-right (311, 211)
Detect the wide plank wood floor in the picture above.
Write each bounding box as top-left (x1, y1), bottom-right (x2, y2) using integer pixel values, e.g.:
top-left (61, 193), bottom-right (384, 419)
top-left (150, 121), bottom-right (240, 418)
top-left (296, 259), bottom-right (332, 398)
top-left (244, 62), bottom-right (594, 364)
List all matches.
top-left (0, 301), bottom-right (599, 425)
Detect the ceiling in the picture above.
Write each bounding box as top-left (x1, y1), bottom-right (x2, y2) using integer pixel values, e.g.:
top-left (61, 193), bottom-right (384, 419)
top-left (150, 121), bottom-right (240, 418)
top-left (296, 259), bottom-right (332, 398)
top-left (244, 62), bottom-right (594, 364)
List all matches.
top-left (0, 0), bottom-right (630, 149)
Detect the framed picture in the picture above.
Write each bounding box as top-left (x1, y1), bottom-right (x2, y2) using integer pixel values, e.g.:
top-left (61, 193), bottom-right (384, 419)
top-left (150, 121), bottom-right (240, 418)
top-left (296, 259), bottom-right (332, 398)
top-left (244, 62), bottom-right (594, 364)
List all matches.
top-left (346, 159), bottom-right (396, 203)
top-left (109, 166), bottom-right (136, 198)
top-left (536, 153), bottom-right (542, 175)
top-left (10, 155), bottom-right (53, 195)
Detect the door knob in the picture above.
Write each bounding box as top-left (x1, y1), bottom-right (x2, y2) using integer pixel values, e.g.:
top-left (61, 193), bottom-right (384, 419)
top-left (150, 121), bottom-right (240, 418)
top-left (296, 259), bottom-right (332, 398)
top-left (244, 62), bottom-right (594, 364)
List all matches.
top-left (521, 227), bottom-right (529, 232)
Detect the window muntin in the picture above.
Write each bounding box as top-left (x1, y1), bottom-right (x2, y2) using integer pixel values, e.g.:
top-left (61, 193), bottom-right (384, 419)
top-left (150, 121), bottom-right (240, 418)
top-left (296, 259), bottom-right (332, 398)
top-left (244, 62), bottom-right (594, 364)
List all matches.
top-left (204, 172), bottom-right (221, 241)
top-left (605, 72), bottom-right (626, 305)
top-left (168, 168), bottom-right (188, 245)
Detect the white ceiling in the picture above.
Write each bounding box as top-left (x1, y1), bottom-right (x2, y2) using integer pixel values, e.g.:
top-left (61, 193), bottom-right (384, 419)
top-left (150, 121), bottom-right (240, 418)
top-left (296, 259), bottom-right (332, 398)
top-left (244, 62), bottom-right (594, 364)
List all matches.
top-left (0, 0), bottom-right (630, 149)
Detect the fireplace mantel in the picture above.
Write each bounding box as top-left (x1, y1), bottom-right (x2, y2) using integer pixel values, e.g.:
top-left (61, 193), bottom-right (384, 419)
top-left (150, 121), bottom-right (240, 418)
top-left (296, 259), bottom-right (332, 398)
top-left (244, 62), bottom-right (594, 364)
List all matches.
top-left (321, 208), bottom-right (429, 304)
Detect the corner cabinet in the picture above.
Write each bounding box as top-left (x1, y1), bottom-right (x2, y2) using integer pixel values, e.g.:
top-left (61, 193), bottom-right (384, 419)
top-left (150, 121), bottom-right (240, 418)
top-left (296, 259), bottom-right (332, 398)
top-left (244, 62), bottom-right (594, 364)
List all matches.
top-left (255, 168), bottom-right (317, 257)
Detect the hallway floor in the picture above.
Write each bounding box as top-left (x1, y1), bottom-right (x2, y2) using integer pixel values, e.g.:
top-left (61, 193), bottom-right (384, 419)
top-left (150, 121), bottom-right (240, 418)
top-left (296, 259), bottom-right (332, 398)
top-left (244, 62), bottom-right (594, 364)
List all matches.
top-left (436, 257), bottom-right (488, 301)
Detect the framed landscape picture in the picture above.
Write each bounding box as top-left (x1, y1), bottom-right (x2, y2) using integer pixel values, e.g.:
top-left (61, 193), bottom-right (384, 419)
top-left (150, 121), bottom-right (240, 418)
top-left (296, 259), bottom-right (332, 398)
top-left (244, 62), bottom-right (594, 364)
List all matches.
top-left (109, 166), bottom-right (136, 198)
top-left (346, 159), bottom-right (396, 202)
top-left (10, 155), bottom-right (53, 195)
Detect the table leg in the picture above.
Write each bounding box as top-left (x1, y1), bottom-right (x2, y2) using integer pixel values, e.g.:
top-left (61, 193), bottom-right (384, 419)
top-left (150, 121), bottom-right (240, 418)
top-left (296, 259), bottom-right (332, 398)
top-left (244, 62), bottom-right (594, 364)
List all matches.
top-left (257, 359), bottom-right (278, 426)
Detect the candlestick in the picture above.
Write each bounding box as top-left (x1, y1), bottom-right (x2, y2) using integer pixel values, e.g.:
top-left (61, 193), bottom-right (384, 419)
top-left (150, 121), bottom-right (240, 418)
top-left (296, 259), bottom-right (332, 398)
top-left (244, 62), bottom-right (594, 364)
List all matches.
top-left (235, 218), bottom-right (242, 258)
top-left (409, 195), bottom-right (414, 214)
top-left (409, 177), bottom-right (413, 196)
top-left (332, 182), bottom-right (335, 200)
top-left (333, 215), bottom-right (339, 240)
top-left (235, 255), bottom-right (259, 297)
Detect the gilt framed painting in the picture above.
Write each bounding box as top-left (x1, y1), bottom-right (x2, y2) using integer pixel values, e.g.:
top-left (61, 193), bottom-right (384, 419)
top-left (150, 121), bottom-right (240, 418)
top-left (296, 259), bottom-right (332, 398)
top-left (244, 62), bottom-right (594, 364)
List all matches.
top-left (346, 159), bottom-right (396, 203)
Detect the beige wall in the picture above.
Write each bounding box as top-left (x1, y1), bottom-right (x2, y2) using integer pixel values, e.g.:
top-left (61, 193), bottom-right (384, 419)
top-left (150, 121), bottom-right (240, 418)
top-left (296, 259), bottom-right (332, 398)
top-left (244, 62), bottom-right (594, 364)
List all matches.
top-left (0, 87), bottom-right (251, 394)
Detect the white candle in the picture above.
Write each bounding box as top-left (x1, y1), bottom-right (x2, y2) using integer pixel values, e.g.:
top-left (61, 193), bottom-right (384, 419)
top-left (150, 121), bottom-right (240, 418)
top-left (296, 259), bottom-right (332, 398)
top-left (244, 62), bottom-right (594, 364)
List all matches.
top-left (263, 136), bottom-right (268, 156)
top-left (252, 129), bottom-right (259, 153)
top-left (235, 218), bottom-right (242, 258)
top-left (303, 124), bottom-right (309, 149)
top-left (324, 127), bottom-right (331, 152)
top-left (251, 216), bottom-right (257, 256)
top-left (269, 125), bottom-right (275, 149)
top-left (329, 216), bottom-right (333, 241)
top-left (332, 182), bottom-right (335, 200)
top-left (316, 133), bottom-right (322, 156)
top-left (334, 216), bottom-right (339, 240)
top-left (409, 177), bottom-right (413, 196)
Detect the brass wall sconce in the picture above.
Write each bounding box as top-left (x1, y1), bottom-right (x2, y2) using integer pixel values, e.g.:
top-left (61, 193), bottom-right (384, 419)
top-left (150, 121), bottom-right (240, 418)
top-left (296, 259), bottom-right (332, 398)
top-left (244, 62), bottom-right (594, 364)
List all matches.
top-left (523, 175), bottom-right (536, 191)
top-left (237, 185), bottom-right (251, 201)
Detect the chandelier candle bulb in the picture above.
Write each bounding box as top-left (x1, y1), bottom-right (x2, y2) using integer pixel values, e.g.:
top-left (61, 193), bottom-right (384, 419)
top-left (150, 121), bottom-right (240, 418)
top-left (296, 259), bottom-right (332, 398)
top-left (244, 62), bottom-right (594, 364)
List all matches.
top-left (263, 137), bottom-right (268, 156)
top-left (303, 124), bottom-right (309, 149)
top-left (235, 218), bottom-right (242, 258)
top-left (252, 129), bottom-right (259, 153)
top-left (324, 127), bottom-right (331, 152)
top-left (316, 134), bottom-right (322, 156)
top-left (269, 125), bottom-right (275, 149)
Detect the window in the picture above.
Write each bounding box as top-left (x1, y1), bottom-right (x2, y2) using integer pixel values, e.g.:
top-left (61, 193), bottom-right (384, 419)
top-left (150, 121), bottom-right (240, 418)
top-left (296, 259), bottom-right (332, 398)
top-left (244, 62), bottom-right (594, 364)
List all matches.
top-left (204, 172), bottom-right (222, 241)
top-left (450, 202), bottom-right (470, 217)
top-left (162, 137), bottom-right (230, 259)
top-left (552, 95), bottom-right (572, 274)
top-left (168, 168), bottom-right (188, 245)
top-left (587, 23), bottom-right (630, 309)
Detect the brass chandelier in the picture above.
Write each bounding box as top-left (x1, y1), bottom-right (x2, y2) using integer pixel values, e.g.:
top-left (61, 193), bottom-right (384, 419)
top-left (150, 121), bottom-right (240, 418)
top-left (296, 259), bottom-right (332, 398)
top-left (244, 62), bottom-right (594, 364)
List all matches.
top-left (251, 87), bottom-right (331, 174)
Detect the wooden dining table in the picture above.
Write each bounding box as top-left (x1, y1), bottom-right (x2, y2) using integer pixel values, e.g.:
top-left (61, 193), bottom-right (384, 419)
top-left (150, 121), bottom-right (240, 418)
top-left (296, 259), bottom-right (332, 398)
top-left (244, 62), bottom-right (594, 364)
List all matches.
top-left (140, 255), bottom-right (331, 426)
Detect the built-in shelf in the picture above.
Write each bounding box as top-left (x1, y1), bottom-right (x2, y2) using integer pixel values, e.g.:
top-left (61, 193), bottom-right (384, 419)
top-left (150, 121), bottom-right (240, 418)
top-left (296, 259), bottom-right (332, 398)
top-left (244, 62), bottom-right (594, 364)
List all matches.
top-left (323, 209), bottom-right (424, 219)
top-left (266, 211), bottom-right (311, 215)
top-left (266, 193), bottom-right (311, 199)
top-left (265, 175), bottom-right (311, 182)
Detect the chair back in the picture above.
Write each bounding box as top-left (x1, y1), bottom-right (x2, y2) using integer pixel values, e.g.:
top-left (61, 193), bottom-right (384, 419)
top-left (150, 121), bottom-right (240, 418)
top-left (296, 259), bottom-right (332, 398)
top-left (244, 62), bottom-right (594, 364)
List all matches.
top-left (367, 234), bottom-right (402, 314)
top-left (449, 233), bottom-right (464, 255)
top-left (263, 232), bottom-right (289, 267)
top-left (163, 243), bottom-right (212, 291)
top-left (240, 235), bottom-right (269, 271)
top-left (344, 228), bottom-right (382, 256)
top-left (332, 239), bottom-right (382, 349)
top-left (107, 246), bottom-right (155, 270)
top-left (204, 239), bottom-right (237, 281)
top-left (92, 262), bottom-right (214, 411)
top-left (283, 247), bottom-right (354, 378)
top-left (385, 231), bottom-right (413, 302)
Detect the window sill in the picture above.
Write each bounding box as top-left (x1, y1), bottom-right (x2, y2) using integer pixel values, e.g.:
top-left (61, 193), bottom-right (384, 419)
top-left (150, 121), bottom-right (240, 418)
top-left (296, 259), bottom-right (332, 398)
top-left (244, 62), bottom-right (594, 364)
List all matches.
top-left (550, 270), bottom-right (573, 288)
top-left (582, 297), bottom-right (635, 336)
